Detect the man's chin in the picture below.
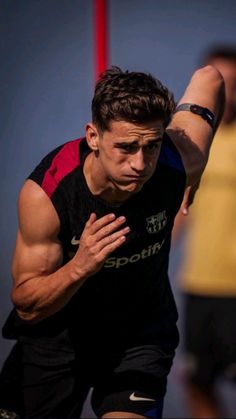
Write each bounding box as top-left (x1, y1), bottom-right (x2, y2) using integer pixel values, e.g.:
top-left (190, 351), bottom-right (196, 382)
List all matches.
top-left (116, 181), bottom-right (144, 193)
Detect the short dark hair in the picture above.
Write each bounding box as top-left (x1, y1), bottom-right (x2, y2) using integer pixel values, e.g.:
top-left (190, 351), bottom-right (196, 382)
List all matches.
top-left (200, 44), bottom-right (236, 65)
top-left (92, 66), bottom-right (176, 132)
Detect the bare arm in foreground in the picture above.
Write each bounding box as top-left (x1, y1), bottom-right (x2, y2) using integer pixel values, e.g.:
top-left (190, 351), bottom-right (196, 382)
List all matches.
top-left (11, 180), bottom-right (130, 322)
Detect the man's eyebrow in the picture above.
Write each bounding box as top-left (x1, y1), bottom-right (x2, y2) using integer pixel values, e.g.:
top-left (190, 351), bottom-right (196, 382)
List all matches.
top-left (114, 137), bottom-right (163, 146)
top-left (114, 140), bottom-right (138, 146)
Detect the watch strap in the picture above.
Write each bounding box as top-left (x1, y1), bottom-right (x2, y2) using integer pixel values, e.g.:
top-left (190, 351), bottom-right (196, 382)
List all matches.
top-left (174, 103), bottom-right (215, 129)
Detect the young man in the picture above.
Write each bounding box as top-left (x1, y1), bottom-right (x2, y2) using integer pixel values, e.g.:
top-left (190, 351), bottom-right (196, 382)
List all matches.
top-left (0, 65), bottom-right (224, 419)
top-left (174, 46), bottom-right (236, 418)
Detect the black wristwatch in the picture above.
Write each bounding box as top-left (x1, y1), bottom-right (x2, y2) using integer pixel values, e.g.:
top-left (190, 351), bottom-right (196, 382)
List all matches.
top-left (174, 103), bottom-right (215, 129)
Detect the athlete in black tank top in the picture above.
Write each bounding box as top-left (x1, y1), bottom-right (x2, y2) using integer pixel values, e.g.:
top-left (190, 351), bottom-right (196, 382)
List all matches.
top-left (0, 65), bottom-right (224, 419)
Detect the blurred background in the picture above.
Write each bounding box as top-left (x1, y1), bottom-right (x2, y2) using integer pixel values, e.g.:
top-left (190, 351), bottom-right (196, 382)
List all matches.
top-left (1, 0), bottom-right (236, 417)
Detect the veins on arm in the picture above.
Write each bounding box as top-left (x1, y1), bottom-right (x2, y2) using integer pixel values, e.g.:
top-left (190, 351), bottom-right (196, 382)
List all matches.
top-left (11, 180), bottom-right (71, 322)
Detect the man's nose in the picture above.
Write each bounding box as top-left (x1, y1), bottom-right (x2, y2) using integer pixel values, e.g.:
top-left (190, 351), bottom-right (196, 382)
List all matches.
top-left (130, 150), bottom-right (146, 172)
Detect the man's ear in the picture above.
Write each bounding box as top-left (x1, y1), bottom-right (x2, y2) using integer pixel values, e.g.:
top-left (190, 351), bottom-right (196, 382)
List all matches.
top-left (86, 123), bottom-right (100, 151)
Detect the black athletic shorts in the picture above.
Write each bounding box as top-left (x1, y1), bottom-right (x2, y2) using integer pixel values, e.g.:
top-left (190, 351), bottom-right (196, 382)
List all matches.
top-left (0, 343), bottom-right (24, 417)
top-left (182, 294), bottom-right (236, 387)
top-left (1, 339), bottom-right (177, 419)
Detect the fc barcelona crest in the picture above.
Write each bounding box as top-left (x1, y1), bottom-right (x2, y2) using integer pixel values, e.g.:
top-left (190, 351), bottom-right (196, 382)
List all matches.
top-left (146, 211), bottom-right (167, 234)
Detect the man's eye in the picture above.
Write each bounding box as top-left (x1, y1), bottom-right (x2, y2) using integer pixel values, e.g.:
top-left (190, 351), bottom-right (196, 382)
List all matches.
top-left (120, 145), bottom-right (136, 152)
top-left (146, 143), bottom-right (160, 151)
top-left (117, 143), bottom-right (160, 153)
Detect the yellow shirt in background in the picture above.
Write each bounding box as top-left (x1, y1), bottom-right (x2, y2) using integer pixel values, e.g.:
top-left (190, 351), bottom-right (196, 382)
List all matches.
top-left (179, 122), bottom-right (236, 296)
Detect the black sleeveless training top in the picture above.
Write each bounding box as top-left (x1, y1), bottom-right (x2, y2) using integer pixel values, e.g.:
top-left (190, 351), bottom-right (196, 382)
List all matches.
top-left (3, 134), bottom-right (186, 353)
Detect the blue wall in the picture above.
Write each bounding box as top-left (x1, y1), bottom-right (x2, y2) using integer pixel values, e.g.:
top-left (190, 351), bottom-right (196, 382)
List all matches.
top-left (1, 0), bottom-right (236, 416)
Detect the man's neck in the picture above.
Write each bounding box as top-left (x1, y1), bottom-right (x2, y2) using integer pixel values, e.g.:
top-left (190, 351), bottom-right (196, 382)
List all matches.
top-left (83, 153), bottom-right (132, 205)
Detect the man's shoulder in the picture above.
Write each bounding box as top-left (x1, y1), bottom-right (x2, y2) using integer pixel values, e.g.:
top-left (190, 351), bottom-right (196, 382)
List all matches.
top-left (28, 137), bottom-right (87, 198)
top-left (41, 137), bottom-right (85, 167)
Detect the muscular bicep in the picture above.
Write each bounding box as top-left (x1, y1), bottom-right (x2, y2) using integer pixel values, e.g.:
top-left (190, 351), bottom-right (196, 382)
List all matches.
top-left (12, 230), bottom-right (63, 289)
top-left (12, 180), bottom-right (63, 289)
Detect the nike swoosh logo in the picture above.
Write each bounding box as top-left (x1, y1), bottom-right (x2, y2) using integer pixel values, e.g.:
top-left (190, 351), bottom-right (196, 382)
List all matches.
top-left (129, 392), bottom-right (156, 402)
top-left (71, 236), bottom-right (80, 246)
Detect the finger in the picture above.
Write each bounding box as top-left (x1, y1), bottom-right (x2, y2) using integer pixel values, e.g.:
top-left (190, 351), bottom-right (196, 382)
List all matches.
top-left (98, 225), bottom-right (130, 249)
top-left (88, 214), bottom-right (127, 238)
top-left (86, 212), bottom-right (97, 227)
top-left (181, 186), bottom-right (191, 215)
top-left (181, 197), bottom-right (189, 215)
top-left (94, 216), bottom-right (128, 241)
top-left (87, 213), bottom-right (116, 234)
top-left (182, 206), bottom-right (188, 216)
top-left (95, 230), bottom-right (129, 261)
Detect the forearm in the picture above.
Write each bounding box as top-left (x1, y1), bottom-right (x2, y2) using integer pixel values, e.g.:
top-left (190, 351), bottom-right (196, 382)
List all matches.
top-left (167, 65), bottom-right (225, 185)
top-left (12, 213), bottom-right (129, 322)
top-left (11, 258), bottom-right (87, 323)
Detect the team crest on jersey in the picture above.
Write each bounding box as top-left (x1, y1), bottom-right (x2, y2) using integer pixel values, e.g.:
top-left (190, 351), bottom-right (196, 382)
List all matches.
top-left (146, 211), bottom-right (167, 234)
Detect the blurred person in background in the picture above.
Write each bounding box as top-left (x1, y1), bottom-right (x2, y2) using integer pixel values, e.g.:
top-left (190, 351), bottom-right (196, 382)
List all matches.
top-left (173, 45), bottom-right (236, 418)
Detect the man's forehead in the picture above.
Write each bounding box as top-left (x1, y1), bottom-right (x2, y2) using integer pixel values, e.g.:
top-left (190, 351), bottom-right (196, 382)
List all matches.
top-left (108, 119), bottom-right (165, 137)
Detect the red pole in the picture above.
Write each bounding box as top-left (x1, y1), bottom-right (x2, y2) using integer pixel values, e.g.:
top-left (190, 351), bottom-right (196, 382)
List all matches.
top-left (94, 0), bottom-right (108, 81)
